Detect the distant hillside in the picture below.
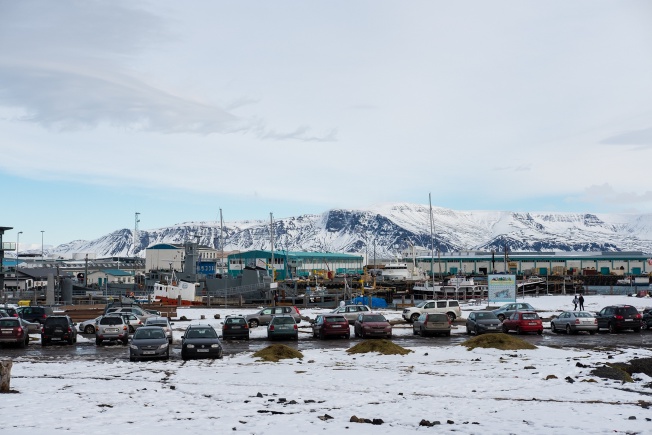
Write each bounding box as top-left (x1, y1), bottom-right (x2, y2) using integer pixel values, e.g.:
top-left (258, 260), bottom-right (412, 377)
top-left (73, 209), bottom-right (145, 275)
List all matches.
top-left (41, 203), bottom-right (652, 259)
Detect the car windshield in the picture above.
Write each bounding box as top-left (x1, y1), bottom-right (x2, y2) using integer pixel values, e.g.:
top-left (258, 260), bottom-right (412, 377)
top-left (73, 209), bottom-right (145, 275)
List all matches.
top-left (100, 317), bottom-right (123, 325)
top-left (363, 315), bottom-right (386, 322)
top-left (135, 329), bottom-right (165, 339)
top-left (273, 317), bottom-right (295, 325)
top-left (522, 313), bottom-right (539, 320)
top-left (621, 306), bottom-right (638, 315)
top-left (325, 316), bottom-right (347, 323)
top-left (476, 312), bottom-right (497, 320)
top-left (47, 318), bottom-right (68, 326)
top-left (187, 328), bottom-right (217, 339)
top-left (147, 320), bottom-right (167, 326)
top-left (415, 301), bottom-right (429, 308)
top-left (0, 319), bottom-right (19, 327)
top-left (429, 314), bottom-right (448, 321)
top-left (226, 318), bottom-right (246, 324)
top-left (576, 312), bottom-right (593, 318)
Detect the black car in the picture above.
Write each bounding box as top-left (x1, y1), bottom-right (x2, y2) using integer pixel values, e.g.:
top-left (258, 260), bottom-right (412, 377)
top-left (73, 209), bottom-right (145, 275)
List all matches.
top-left (0, 306), bottom-right (19, 318)
top-left (129, 326), bottom-right (170, 361)
top-left (41, 315), bottom-right (77, 345)
top-left (641, 307), bottom-right (652, 330)
top-left (595, 305), bottom-right (642, 333)
top-left (181, 324), bottom-right (223, 360)
top-left (18, 306), bottom-right (53, 324)
top-left (465, 311), bottom-right (502, 335)
top-left (222, 315), bottom-right (250, 340)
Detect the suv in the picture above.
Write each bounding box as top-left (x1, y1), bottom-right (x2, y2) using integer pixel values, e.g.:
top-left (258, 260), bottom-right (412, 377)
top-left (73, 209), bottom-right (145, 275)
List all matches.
top-left (642, 307), bottom-right (652, 330)
top-left (95, 315), bottom-right (129, 345)
top-left (17, 306), bottom-right (53, 324)
top-left (246, 306), bottom-right (302, 328)
top-left (0, 317), bottom-right (29, 348)
top-left (402, 300), bottom-right (462, 322)
top-left (492, 303), bottom-right (536, 321)
top-left (222, 315), bottom-right (250, 340)
top-left (41, 315), bottom-right (77, 345)
top-left (595, 305), bottom-right (642, 333)
top-left (311, 314), bottom-right (350, 339)
top-left (331, 305), bottom-right (371, 324)
top-left (412, 313), bottom-right (451, 336)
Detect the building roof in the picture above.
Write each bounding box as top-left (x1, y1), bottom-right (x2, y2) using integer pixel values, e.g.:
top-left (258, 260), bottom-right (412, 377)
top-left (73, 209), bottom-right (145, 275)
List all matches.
top-left (100, 269), bottom-right (135, 277)
top-left (228, 250), bottom-right (363, 260)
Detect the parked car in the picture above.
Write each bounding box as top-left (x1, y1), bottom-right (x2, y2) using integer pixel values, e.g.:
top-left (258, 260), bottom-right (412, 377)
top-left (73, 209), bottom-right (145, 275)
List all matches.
top-left (246, 306), bottom-right (302, 328)
top-left (267, 315), bottom-right (299, 340)
top-left (465, 311), bottom-right (502, 335)
top-left (0, 317), bottom-right (29, 348)
top-left (222, 315), bottom-right (250, 340)
top-left (0, 306), bottom-right (19, 318)
top-left (129, 326), bottom-right (170, 361)
top-left (330, 305), bottom-right (371, 324)
top-left (595, 305), bottom-right (642, 333)
top-left (181, 324), bottom-right (223, 360)
top-left (17, 306), bottom-right (53, 324)
top-left (492, 303), bottom-right (537, 321)
top-left (501, 311), bottom-right (543, 335)
top-left (108, 312), bottom-right (143, 333)
top-left (412, 313), bottom-right (451, 336)
top-left (105, 306), bottom-right (152, 323)
top-left (642, 307), bottom-right (652, 330)
top-left (402, 300), bottom-right (462, 322)
top-left (312, 314), bottom-right (350, 339)
top-left (550, 311), bottom-right (598, 335)
top-left (95, 315), bottom-right (129, 345)
top-left (79, 315), bottom-right (103, 334)
top-left (353, 313), bottom-right (392, 338)
top-left (144, 316), bottom-right (173, 343)
top-left (41, 315), bottom-right (77, 345)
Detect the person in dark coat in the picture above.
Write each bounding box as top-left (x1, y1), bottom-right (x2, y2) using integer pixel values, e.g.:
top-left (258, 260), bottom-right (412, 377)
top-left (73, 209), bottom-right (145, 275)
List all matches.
top-left (578, 294), bottom-right (585, 311)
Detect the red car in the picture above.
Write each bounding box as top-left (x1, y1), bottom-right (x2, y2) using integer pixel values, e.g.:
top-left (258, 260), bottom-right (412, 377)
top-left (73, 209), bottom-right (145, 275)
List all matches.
top-left (312, 314), bottom-right (350, 339)
top-left (502, 311), bottom-right (543, 335)
top-left (0, 317), bottom-right (30, 348)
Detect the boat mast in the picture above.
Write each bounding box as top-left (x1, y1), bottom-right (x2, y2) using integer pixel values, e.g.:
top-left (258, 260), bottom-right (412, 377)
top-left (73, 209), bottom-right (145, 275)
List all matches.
top-left (270, 212), bottom-right (274, 282)
top-left (429, 194), bottom-right (435, 298)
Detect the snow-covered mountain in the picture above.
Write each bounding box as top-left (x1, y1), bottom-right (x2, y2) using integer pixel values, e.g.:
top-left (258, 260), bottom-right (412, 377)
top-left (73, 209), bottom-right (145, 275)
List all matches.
top-left (44, 203), bottom-right (652, 259)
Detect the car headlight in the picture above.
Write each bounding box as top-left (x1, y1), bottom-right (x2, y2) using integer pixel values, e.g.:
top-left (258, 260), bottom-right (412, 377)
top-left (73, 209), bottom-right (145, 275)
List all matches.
top-left (130, 345), bottom-right (138, 350)
top-left (186, 344), bottom-right (195, 348)
top-left (158, 344), bottom-right (168, 350)
top-left (210, 344), bottom-right (221, 348)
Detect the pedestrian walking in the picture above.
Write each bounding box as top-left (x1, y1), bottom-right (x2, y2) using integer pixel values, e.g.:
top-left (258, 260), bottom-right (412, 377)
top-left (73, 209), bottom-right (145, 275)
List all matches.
top-left (572, 295), bottom-right (579, 311)
top-left (578, 294), bottom-right (585, 311)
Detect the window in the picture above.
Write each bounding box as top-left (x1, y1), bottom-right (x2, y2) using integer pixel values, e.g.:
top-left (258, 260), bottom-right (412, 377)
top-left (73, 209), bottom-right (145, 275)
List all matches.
top-left (437, 301), bottom-right (446, 308)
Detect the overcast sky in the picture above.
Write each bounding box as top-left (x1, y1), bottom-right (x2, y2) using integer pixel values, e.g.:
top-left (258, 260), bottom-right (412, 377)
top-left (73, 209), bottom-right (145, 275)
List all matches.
top-left (1, 0), bottom-right (651, 248)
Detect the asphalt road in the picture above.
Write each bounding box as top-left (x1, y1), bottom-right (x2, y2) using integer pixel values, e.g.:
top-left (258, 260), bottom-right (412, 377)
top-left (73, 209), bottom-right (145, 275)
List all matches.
top-left (2, 328), bottom-right (651, 362)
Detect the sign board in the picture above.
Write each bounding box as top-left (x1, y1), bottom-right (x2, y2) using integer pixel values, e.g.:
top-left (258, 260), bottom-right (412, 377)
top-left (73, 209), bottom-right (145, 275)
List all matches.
top-left (2, 242), bottom-right (16, 250)
top-left (488, 274), bottom-right (516, 302)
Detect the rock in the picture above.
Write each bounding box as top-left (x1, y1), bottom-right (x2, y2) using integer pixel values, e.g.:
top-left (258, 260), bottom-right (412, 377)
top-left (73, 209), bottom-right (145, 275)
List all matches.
top-left (524, 366), bottom-right (536, 370)
top-left (169, 385), bottom-right (175, 390)
top-left (256, 392), bottom-right (263, 398)
top-left (278, 398), bottom-right (286, 403)
top-left (372, 419), bottom-right (384, 425)
top-left (447, 420), bottom-right (454, 424)
top-left (214, 314), bottom-right (220, 319)
top-left (628, 416), bottom-right (636, 420)
top-left (419, 419), bottom-right (433, 427)
top-left (350, 416), bottom-right (360, 423)
top-left (576, 362), bottom-right (589, 368)
top-left (318, 414), bottom-right (334, 421)
top-left (565, 376), bottom-right (575, 383)
top-left (545, 375), bottom-right (558, 380)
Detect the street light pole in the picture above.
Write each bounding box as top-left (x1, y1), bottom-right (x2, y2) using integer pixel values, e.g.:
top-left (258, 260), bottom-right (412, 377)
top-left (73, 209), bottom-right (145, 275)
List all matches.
top-left (16, 231), bottom-right (22, 292)
top-left (41, 230), bottom-right (44, 259)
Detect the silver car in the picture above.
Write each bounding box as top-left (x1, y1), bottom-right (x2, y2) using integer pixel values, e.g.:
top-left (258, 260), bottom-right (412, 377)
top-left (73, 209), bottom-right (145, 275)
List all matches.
top-left (95, 315), bottom-right (129, 345)
top-left (412, 313), bottom-right (451, 337)
top-left (144, 316), bottom-right (173, 343)
top-left (246, 306), bottom-right (302, 328)
top-left (331, 305), bottom-right (371, 324)
top-left (79, 315), bottom-right (103, 334)
top-left (550, 311), bottom-right (598, 335)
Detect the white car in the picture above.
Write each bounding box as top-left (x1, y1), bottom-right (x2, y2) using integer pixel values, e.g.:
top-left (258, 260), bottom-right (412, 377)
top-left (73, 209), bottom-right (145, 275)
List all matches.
top-left (402, 300), bottom-right (462, 322)
top-left (79, 315), bottom-right (103, 334)
top-left (331, 305), bottom-right (371, 324)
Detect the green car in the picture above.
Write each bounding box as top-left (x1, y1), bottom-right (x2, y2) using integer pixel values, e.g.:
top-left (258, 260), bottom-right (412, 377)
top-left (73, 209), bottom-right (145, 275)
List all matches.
top-left (267, 315), bottom-right (299, 340)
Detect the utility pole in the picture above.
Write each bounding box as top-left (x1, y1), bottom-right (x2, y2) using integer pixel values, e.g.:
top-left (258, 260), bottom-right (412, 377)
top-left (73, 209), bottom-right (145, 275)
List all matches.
top-left (270, 213), bottom-right (274, 282)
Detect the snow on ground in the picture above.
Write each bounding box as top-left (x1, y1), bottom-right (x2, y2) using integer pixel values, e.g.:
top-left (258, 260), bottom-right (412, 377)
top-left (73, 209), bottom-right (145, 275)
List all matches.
top-left (1, 295), bottom-right (652, 434)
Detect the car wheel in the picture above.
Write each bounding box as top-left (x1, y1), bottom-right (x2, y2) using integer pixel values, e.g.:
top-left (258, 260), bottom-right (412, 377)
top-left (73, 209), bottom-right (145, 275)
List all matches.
top-left (447, 312), bottom-right (456, 322)
top-left (129, 326), bottom-right (135, 333)
top-left (550, 322), bottom-right (556, 333)
top-left (474, 326), bottom-right (481, 335)
top-left (95, 338), bottom-right (102, 346)
top-left (633, 327), bottom-right (641, 333)
top-left (537, 329), bottom-right (543, 335)
top-left (24, 336), bottom-right (29, 347)
top-left (502, 325), bottom-right (509, 333)
top-left (354, 329), bottom-right (360, 338)
top-left (319, 330), bottom-right (325, 340)
top-left (68, 337), bottom-right (74, 345)
top-left (516, 326), bottom-right (522, 335)
top-left (249, 319), bottom-right (259, 328)
top-left (84, 325), bottom-right (95, 334)
top-left (41, 339), bottom-right (47, 346)
top-left (413, 327), bottom-right (418, 335)
top-left (387, 333), bottom-right (392, 339)
top-left (565, 325), bottom-right (571, 335)
top-left (181, 351), bottom-right (187, 361)
top-left (164, 349), bottom-right (170, 360)
top-left (466, 326), bottom-right (471, 335)
top-left (446, 331), bottom-right (451, 337)
top-left (345, 334), bottom-right (350, 339)
top-left (19, 337), bottom-right (26, 348)
top-left (420, 327), bottom-right (427, 337)
top-left (129, 356), bottom-right (135, 362)
top-left (122, 338), bottom-right (128, 345)
top-left (218, 351), bottom-right (224, 359)
top-left (608, 322), bottom-right (617, 334)
top-left (589, 330), bottom-right (596, 335)
top-left (497, 314), bottom-right (505, 322)
top-left (410, 313), bottom-right (420, 323)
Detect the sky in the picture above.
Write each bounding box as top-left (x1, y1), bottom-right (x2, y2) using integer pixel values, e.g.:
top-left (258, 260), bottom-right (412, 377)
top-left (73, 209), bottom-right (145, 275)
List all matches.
top-left (1, 0), bottom-right (652, 249)
top-left (2, 295), bottom-right (652, 434)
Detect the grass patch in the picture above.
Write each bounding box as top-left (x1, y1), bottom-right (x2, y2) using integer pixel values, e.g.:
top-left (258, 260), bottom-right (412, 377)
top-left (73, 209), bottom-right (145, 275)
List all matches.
top-left (461, 334), bottom-right (538, 351)
top-left (346, 339), bottom-right (411, 355)
top-left (252, 344), bottom-right (303, 362)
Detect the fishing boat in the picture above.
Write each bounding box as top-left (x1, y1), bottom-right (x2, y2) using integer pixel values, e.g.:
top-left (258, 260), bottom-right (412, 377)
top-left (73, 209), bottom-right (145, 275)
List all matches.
top-left (152, 272), bottom-right (202, 305)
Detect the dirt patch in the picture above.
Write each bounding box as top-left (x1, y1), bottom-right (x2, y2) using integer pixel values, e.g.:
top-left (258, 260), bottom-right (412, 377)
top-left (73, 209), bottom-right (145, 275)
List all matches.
top-left (461, 334), bottom-right (538, 351)
top-left (252, 344), bottom-right (303, 362)
top-left (594, 357), bottom-right (652, 382)
top-left (591, 365), bottom-right (633, 383)
top-left (346, 340), bottom-right (411, 355)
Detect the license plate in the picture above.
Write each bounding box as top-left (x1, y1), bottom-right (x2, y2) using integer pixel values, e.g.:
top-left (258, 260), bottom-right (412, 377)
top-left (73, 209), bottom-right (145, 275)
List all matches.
top-left (143, 351), bottom-right (155, 355)
top-left (51, 337), bottom-right (61, 341)
top-left (1, 330), bottom-right (11, 334)
top-left (331, 325), bottom-right (342, 328)
top-left (529, 322), bottom-right (537, 325)
top-left (55, 328), bottom-right (63, 332)
top-left (197, 349), bottom-right (209, 353)
top-left (232, 326), bottom-right (240, 329)
top-left (625, 319), bottom-right (633, 322)
top-left (107, 328), bottom-right (118, 333)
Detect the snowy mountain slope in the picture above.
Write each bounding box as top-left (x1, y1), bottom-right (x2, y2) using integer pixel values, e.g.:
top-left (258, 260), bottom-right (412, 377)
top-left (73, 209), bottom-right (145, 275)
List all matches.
top-left (40, 203), bottom-right (652, 258)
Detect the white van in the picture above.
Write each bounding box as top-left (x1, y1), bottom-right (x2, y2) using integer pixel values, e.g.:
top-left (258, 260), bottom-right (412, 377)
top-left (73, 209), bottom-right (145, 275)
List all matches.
top-left (402, 300), bottom-right (462, 322)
